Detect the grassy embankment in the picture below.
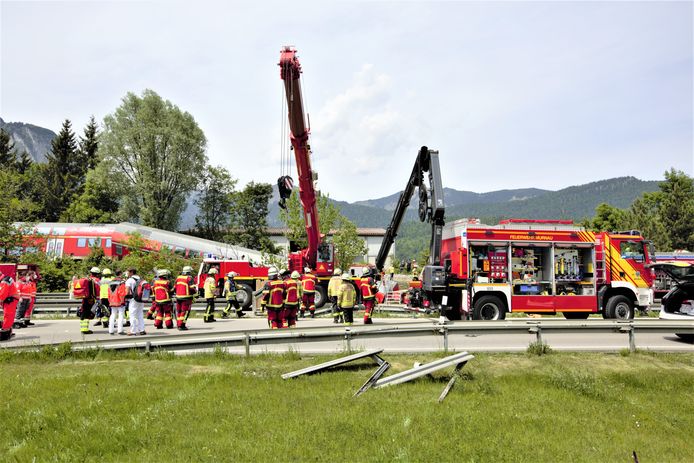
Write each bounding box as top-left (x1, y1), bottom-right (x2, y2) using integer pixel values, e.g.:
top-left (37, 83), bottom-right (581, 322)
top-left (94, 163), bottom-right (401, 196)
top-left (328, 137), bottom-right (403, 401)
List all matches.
top-left (0, 347), bottom-right (692, 462)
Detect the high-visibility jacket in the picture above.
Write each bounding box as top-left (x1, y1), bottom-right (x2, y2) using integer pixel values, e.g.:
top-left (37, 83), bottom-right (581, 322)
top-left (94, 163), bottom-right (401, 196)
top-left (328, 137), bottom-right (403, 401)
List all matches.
top-left (327, 276), bottom-right (342, 297)
top-left (29, 280), bottom-right (37, 299)
top-left (175, 274), bottom-right (196, 299)
top-left (17, 278), bottom-right (32, 300)
top-left (301, 273), bottom-right (317, 293)
top-left (204, 276), bottom-right (216, 299)
top-left (223, 278), bottom-right (237, 300)
top-left (0, 276), bottom-right (17, 301)
top-left (266, 279), bottom-right (286, 309)
top-left (108, 279), bottom-right (127, 307)
top-left (337, 282), bottom-right (356, 309)
top-left (100, 277), bottom-right (112, 299)
top-left (153, 278), bottom-right (172, 303)
top-left (284, 279), bottom-right (301, 305)
top-left (360, 276), bottom-right (376, 300)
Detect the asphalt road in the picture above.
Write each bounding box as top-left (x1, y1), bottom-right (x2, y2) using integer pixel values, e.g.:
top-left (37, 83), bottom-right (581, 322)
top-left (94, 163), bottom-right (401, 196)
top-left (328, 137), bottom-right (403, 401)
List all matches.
top-left (3, 315), bottom-right (693, 353)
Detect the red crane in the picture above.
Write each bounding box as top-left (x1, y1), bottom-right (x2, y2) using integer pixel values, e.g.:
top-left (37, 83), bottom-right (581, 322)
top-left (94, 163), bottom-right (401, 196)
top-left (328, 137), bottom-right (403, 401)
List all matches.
top-left (278, 46), bottom-right (333, 276)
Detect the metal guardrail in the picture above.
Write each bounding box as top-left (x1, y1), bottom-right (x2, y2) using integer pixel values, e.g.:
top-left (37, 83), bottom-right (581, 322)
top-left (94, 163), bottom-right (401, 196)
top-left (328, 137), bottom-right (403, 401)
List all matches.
top-left (8, 319), bottom-right (693, 354)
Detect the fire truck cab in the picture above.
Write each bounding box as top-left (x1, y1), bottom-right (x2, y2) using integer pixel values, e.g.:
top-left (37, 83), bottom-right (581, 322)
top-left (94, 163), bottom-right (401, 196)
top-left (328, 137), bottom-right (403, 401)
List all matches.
top-left (442, 219), bottom-right (654, 320)
top-left (197, 259), bottom-right (268, 309)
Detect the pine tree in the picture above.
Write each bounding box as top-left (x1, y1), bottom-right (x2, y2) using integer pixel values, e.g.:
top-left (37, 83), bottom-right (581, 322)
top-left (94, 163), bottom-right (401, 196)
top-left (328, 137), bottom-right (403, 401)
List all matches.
top-left (16, 150), bottom-right (32, 174)
top-left (0, 128), bottom-right (17, 166)
top-left (78, 115), bottom-right (99, 171)
top-left (43, 119), bottom-right (79, 221)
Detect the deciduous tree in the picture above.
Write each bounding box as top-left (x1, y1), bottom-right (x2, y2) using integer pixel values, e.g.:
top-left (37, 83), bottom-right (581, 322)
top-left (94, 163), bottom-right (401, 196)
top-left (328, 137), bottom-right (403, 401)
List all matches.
top-left (100, 89), bottom-right (207, 230)
top-left (194, 166), bottom-right (236, 241)
top-left (227, 182), bottom-right (276, 253)
top-left (332, 216), bottom-right (367, 269)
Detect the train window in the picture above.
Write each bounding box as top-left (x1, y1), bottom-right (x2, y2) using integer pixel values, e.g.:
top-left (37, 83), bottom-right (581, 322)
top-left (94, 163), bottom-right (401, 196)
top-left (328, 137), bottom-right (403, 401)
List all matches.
top-left (116, 245), bottom-right (123, 256)
top-left (189, 250), bottom-right (200, 258)
top-left (174, 246), bottom-right (186, 256)
top-left (105, 238), bottom-right (112, 248)
top-left (77, 238), bottom-right (87, 248)
top-left (88, 238), bottom-right (102, 247)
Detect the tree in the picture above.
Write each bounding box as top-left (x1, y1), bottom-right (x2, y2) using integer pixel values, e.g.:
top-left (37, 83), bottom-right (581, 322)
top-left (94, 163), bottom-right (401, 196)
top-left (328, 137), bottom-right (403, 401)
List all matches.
top-left (60, 160), bottom-right (126, 223)
top-left (588, 203), bottom-right (629, 232)
top-left (625, 192), bottom-right (670, 250)
top-left (0, 128), bottom-right (17, 166)
top-left (15, 150), bottom-right (32, 174)
top-left (42, 119), bottom-right (80, 221)
top-left (0, 170), bottom-right (37, 258)
top-left (78, 115), bottom-right (100, 171)
top-left (332, 216), bottom-right (367, 269)
top-left (100, 89), bottom-right (208, 230)
top-left (279, 190), bottom-right (340, 251)
top-left (194, 166), bottom-right (236, 241)
top-left (657, 169), bottom-right (694, 250)
top-left (227, 182), bottom-right (276, 253)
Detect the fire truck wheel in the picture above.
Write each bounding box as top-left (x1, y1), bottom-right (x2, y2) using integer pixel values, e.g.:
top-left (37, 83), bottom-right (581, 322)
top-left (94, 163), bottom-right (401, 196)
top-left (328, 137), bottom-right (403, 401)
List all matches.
top-left (236, 284), bottom-right (254, 310)
top-left (472, 295), bottom-right (506, 320)
top-left (314, 285), bottom-right (327, 309)
top-left (562, 312), bottom-right (590, 320)
top-left (605, 295), bottom-right (634, 320)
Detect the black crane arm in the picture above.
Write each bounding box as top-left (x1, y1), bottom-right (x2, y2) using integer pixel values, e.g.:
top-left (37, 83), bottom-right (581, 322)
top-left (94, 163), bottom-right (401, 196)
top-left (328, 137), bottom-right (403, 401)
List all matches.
top-left (375, 146), bottom-right (445, 272)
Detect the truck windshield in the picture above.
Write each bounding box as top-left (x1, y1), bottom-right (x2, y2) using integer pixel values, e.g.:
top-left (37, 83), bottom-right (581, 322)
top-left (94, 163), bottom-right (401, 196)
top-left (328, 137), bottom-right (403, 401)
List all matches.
top-left (620, 241), bottom-right (646, 262)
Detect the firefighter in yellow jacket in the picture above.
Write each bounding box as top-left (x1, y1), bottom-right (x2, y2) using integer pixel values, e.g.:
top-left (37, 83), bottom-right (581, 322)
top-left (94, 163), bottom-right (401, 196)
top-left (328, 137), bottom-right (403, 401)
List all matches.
top-left (203, 268), bottom-right (218, 323)
top-left (337, 273), bottom-right (356, 326)
top-left (327, 268), bottom-right (342, 324)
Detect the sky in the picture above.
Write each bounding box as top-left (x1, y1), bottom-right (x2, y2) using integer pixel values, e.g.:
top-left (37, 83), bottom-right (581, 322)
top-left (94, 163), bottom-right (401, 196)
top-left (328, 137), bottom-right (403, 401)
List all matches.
top-left (1, 0), bottom-right (692, 203)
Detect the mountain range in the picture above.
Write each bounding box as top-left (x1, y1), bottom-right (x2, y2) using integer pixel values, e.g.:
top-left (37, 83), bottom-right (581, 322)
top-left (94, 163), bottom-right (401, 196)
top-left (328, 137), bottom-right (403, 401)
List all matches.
top-left (0, 118), bottom-right (661, 228)
top-left (0, 117), bottom-right (56, 163)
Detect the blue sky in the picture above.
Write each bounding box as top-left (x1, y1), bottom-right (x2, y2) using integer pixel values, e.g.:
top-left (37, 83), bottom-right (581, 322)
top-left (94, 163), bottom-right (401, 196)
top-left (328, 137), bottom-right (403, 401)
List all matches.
top-left (1, 0), bottom-right (692, 202)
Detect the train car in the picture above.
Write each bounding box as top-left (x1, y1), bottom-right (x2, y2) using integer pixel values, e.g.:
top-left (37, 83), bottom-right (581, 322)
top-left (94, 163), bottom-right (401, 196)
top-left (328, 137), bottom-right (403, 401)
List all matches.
top-left (12, 222), bottom-right (265, 263)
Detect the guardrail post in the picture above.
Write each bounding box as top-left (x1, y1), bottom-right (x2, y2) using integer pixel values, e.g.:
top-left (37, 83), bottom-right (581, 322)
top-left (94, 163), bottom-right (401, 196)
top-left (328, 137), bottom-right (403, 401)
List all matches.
top-left (439, 326), bottom-right (449, 353)
top-left (629, 327), bottom-right (636, 353)
top-left (528, 324), bottom-right (543, 344)
top-left (145, 341), bottom-right (151, 354)
top-left (345, 328), bottom-right (352, 352)
top-left (244, 333), bottom-right (250, 357)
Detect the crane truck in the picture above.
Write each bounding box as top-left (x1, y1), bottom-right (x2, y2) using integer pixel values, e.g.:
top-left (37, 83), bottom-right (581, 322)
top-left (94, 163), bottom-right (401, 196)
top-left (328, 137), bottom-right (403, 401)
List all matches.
top-left (376, 147), bottom-right (656, 320)
top-left (196, 46), bottom-right (334, 309)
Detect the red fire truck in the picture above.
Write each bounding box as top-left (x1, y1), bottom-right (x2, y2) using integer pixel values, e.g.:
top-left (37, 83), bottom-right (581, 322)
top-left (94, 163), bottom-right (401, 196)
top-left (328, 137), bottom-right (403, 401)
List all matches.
top-left (441, 219), bottom-right (655, 319)
top-left (375, 146), bottom-right (655, 320)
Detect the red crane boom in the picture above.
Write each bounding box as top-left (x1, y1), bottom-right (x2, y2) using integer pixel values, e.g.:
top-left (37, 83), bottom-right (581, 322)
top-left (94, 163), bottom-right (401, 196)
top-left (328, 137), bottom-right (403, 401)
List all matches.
top-left (278, 46), bottom-right (321, 271)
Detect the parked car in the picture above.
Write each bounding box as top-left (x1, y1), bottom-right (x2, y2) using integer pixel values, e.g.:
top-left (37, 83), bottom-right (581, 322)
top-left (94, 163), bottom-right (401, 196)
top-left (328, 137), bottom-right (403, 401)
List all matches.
top-left (648, 262), bottom-right (694, 341)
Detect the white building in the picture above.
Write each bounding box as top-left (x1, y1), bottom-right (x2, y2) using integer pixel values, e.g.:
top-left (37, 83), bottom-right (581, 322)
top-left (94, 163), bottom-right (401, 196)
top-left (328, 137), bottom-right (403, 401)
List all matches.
top-left (266, 228), bottom-right (391, 267)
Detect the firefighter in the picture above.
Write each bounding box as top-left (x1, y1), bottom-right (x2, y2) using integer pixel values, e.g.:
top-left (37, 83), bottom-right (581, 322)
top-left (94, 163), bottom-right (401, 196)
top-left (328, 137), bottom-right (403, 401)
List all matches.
top-left (0, 271), bottom-right (19, 340)
top-left (107, 270), bottom-right (127, 335)
top-left (338, 273), bottom-right (356, 326)
top-left (203, 267), bottom-right (218, 323)
top-left (283, 271), bottom-right (302, 328)
top-left (175, 266), bottom-right (197, 330)
top-left (97, 268), bottom-right (113, 328)
top-left (262, 267), bottom-right (285, 329)
top-left (360, 266), bottom-right (378, 324)
top-left (24, 271), bottom-right (38, 326)
top-left (146, 268), bottom-right (159, 321)
top-left (153, 269), bottom-right (174, 329)
top-left (222, 272), bottom-right (245, 319)
top-left (300, 267), bottom-right (317, 318)
top-left (78, 267), bottom-right (101, 335)
top-left (13, 272), bottom-right (31, 329)
top-left (327, 268), bottom-right (343, 324)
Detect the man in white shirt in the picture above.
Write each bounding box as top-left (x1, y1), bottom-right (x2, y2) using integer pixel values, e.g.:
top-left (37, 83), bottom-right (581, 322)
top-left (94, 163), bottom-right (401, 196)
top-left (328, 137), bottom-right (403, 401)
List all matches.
top-left (125, 268), bottom-right (146, 336)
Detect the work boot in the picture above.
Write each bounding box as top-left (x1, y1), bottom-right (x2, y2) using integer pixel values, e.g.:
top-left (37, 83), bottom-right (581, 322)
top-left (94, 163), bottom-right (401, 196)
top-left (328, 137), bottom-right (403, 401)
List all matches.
top-left (178, 325), bottom-right (188, 331)
top-left (204, 318), bottom-right (217, 323)
top-left (300, 310), bottom-right (305, 318)
top-left (221, 313), bottom-right (230, 319)
top-left (25, 321), bottom-right (35, 326)
top-left (237, 311), bottom-right (246, 318)
top-left (333, 318), bottom-right (339, 324)
top-left (12, 322), bottom-right (23, 329)
top-left (364, 318), bottom-right (373, 325)
top-left (124, 321), bottom-right (131, 327)
top-left (310, 312), bottom-right (315, 319)
top-left (81, 330), bottom-right (93, 335)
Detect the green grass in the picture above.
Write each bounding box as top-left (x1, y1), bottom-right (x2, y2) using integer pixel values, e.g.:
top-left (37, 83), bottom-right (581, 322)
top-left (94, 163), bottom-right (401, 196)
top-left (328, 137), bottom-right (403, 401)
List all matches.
top-left (0, 348), bottom-right (693, 462)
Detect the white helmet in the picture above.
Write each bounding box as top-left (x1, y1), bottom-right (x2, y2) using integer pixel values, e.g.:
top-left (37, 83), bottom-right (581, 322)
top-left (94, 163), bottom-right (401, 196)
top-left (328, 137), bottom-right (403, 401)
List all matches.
top-left (157, 269), bottom-right (169, 278)
top-left (268, 266), bottom-right (279, 277)
top-left (291, 271), bottom-right (301, 279)
top-left (304, 267), bottom-right (312, 273)
top-left (182, 266), bottom-right (193, 274)
top-left (90, 267), bottom-right (101, 274)
top-left (362, 266), bottom-right (371, 276)
top-left (333, 268), bottom-right (342, 276)
top-left (227, 271), bottom-right (237, 278)
top-left (341, 272), bottom-right (351, 281)
top-left (208, 268), bottom-right (218, 275)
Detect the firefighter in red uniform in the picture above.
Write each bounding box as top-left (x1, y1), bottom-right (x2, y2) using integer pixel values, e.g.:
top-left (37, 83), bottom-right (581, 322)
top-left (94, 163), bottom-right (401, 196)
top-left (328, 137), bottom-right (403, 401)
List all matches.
top-left (261, 267), bottom-right (285, 329)
top-left (360, 266), bottom-right (378, 324)
top-left (283, 271), bottom-right (302, 328)
top-left (0, 271), bottom-right (19, 340)
top-left (78, 267), bottom-right (101, 334)
top-left (25, 271), bottom-right (38, 326)
top-left (14, 272), bottom-right (32, 328)
top-left (174, 266), bottom-right (197, 331)
top-left (300, 267), bottom-right (317, 318)
top-left (152, 269), bottom-right (174, 329)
